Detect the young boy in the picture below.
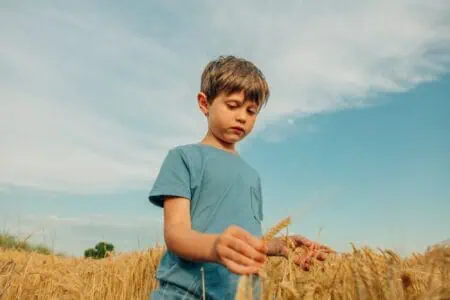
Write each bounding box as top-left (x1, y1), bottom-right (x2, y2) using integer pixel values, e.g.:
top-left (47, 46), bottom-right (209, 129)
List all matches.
top-left (148, 56), bottom-right (331, 299)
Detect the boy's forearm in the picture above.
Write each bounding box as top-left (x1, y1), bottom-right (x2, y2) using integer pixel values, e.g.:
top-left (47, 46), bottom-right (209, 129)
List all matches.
top-left (165, 226), bottom-right (219, 263)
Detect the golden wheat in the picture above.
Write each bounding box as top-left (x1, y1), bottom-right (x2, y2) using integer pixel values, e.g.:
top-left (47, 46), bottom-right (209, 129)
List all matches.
top-left (262, 216), bottom-right (292, 243)
top-left (0, 217), bottom-right (449, 300)
top-left (235, 216), bottom-right (293, 299)
top-left (0, 246), bottom-right (164, 300)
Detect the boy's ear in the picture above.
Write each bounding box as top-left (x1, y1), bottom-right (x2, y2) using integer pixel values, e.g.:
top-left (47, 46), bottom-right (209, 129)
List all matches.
top-left (197, 92), bottom-right (209, 116)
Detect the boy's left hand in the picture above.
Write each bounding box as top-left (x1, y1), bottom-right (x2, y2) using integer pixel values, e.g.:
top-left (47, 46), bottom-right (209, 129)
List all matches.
top-left (267, 235), bottom-right (334, 271)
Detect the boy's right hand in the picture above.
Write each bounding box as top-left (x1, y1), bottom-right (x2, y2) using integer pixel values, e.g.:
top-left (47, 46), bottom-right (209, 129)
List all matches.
top-left (212, 225), bottom-right (268, 275)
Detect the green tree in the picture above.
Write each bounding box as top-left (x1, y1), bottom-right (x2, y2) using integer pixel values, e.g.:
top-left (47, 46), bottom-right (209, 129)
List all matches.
top-left (84, 241), bottom-right (114, 259)
top-left (95, 241), bottom-right (114, 258)
top-left (84, 248), bottom-right (97, 258)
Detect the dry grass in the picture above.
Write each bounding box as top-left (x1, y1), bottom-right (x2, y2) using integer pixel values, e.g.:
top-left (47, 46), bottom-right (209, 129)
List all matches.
top-left (257, 245), bottom-right (450, 300)
top-left (240, 216), bottom-right (450, 299)
top-left (0, 246), bottom-right (164, 300)
top-left (0, 217), bottom-right (449, 299)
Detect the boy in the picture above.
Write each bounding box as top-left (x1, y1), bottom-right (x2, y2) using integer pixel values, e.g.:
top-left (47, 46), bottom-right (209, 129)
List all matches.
top-left (148, 55), bottom-right (331, 299)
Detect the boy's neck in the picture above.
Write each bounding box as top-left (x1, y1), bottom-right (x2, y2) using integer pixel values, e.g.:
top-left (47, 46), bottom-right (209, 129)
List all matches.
top-left (200, 131), bottom-right (239, 155)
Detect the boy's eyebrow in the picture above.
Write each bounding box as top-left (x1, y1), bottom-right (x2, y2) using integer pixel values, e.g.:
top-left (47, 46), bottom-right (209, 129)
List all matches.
top-left (226, 97), bottom-right (258, 105)
top-left (225, 96), bottom-right (260, 109)
top-left (225, 97), bottom-right (244, 103)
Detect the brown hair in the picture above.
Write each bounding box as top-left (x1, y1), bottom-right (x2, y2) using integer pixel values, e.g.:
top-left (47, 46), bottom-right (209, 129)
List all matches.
top-left (200, 55), bottom-right (270, 108)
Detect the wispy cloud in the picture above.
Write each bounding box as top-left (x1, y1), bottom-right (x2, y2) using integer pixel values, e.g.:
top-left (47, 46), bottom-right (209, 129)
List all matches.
top-left (3, 213), bottom-right (163, 256)
top-left (1, 1), bottom-right (449, 193)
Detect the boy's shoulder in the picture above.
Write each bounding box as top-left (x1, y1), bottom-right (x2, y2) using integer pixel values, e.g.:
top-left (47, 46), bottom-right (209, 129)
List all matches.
top-left (167, 143), bottom-right (260, 175)
top-left (169, 143), bottom-right (202, 153)
top-left (165, 143), bottom-right (204, 160)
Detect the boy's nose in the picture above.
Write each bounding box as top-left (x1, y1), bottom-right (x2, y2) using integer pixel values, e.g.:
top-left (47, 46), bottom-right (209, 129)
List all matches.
top-left (236, 109), bottom-right (247, 123)
top-left (236, 114), bottom-right (246, 123)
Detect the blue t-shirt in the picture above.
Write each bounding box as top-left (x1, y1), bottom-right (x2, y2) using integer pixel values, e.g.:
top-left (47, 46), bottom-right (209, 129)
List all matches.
top-left (148, 143), bottom-right (264, 299)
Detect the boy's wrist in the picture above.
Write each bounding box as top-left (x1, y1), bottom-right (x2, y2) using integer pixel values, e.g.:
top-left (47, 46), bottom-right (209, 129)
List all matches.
top-left (209, 234), bottom-right (220, 263)
top-left (198, 232), bottom-right (221, 263)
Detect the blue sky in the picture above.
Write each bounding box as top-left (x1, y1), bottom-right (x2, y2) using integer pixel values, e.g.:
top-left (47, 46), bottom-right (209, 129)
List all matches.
top-left (1, 1), bottom-right (449, 256)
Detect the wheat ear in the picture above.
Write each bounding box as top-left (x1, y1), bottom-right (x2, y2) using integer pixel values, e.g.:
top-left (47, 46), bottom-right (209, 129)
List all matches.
top-left (262, 216), bottom-right (292, 242)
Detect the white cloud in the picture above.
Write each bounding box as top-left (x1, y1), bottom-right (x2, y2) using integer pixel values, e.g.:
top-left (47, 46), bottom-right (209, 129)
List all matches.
top-left (207, 0), bottom-right (450, 120)
top-left (0, 92), bottom-right (165, 192)
top-left (1, 1), bottom-right (449, 192)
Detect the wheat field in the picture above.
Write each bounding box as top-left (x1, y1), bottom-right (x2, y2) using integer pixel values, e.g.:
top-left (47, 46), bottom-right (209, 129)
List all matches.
top-left (1, 218), bottom-right (449, 299)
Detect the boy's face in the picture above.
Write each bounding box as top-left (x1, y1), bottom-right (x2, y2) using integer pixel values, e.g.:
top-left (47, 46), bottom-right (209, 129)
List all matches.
top-left (198, 90), bottom-right (260, 145)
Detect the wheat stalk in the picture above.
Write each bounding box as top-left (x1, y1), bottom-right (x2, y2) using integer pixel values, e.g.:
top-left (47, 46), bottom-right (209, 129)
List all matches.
top-left (235, 216), bottom-right (292, 300)
top-left (2, 218), bottom-right (449, 300)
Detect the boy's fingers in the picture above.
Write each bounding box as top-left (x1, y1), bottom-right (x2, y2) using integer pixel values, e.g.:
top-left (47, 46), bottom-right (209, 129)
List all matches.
top-left (280, 245), bottom-right (289, 257)
top-left (314, 252), bottom-right (326, 261)
top-left (219, 235), bottom-right (266, 264)
top-left (232, 227), bottom-right (267, 253)
top-left (292, 235), bottom-right (313, 247)
top-left (228, 237), bottom-right (266, 264)
top-left (303, 263), bottom-right (311, 271)
top-left (294, 256), bottom-right (312, 271)
top-left (222, 257), bottom-right (261, 275)
top-left (291, 235), bottom-right (334, 253)
top-left (222, 244), bottom-right (265, 267)
top-left (315, 252), bottom-right (326, 261)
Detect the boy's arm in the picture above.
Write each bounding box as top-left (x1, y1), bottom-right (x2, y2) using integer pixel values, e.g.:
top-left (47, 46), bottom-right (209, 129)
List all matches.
top-left (163, 196), bottom-right (218, 262)
top-left (163, 196), bottom-right (267, 274)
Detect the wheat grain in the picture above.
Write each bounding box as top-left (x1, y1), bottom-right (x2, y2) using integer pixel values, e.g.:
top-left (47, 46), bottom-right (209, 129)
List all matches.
top-left (262, 216), bottom-right (292, 242)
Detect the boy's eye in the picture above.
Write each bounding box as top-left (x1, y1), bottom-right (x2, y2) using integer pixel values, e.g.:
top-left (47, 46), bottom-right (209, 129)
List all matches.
top-left (227, 102), bottom-right (238, 108)
top-left (248, 108), bottom-right (257, 114)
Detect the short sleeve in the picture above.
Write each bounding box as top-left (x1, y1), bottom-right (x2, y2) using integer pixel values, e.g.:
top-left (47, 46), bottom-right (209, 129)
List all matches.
top-left (148, 148), bottom-right (191, 208)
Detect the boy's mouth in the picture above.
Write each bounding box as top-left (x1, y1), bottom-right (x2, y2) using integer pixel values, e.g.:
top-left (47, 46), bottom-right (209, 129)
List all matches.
top-left (230, 126), bottom-right (245, 134)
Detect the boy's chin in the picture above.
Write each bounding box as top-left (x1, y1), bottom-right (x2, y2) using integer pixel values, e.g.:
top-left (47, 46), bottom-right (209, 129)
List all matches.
top-left (220, 134), bottom-right (244, 145)
top-left (228, 137), bottom-right (246, 145)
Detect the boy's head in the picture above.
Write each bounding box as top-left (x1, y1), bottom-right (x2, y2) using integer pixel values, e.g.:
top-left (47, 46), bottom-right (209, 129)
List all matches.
top-left (197, 55), bottom-right (270, 146)
top-left (200, 55), bottom-right (270, 108)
